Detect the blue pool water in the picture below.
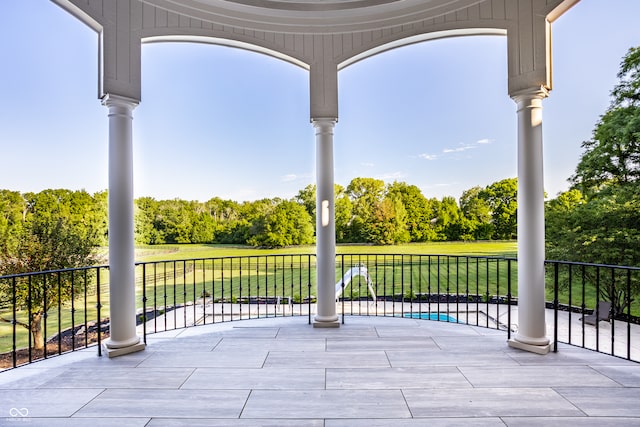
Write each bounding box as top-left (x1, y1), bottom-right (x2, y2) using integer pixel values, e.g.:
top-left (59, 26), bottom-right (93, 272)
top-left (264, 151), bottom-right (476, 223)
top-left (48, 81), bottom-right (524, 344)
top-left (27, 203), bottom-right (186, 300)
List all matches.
top-left (403, 312), bottom-right (458, 322)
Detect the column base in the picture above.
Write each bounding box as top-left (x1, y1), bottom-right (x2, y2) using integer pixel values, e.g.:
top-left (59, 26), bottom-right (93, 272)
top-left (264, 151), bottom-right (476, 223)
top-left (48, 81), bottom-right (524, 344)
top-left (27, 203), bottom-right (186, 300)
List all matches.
top-left (508, 338), bottom-right (551, 355)
top-left (313, 317), bottom-right (340, 328)
top-left (103, 336), bottom-right (146, 358)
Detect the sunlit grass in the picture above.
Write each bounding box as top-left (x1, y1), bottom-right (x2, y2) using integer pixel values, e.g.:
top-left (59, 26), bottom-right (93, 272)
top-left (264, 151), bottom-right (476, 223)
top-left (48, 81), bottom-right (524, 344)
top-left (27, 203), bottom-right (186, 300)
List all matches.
top-left (4, 241), bottom-right (638, 358)
top-left (134, 241), bottom-right (518, 262)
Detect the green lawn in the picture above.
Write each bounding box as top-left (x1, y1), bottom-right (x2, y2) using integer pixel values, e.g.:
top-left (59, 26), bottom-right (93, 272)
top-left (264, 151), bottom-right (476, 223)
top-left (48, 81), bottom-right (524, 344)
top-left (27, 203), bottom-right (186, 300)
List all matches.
top-left (130, 241), bottom-right (637, 322)
top-left (134, 241), bottom-right (518, 262)
top-left (4, 240), bottom-right (638, 357)
top-left (132, 242), bottom-right (518, 311)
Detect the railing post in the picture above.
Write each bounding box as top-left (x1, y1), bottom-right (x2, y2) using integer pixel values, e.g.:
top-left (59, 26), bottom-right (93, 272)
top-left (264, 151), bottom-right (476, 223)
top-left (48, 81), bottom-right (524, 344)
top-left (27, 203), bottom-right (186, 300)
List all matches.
top-left (193, 260), bottom-right (197, 323)
top-left (173, 261), bottom-right (178, 327)
top-left (11, 277), bottom-right (17, 369)
top-left (401, 255), bottom-right (406, 318)
top-left (142, 263), bottom-right (147, 345)
top-left (154, 262), bottom-right (159, 332)
top-left (43, 274), bottom-right (48, 360)
top-left (627, 269), bottom-right (632, 360)
top-left (485, 258), bottom-right (489, 328)
top-left (28, 275), bottom-right (33, 364)
top-left (553, 262), bottom-right (559, 353)
top-left (437, 256), bottom-right (441, 320)
top-left (71, 271), bottom-right (76, 351)
top-left (97, 269), bottom-right (102, 357)
top-left (57, 272), bottom-right (62, 355)
top-left (581, 264), bottom-right (586, 347)
top-left (308, 280), bottom-right (312, 325)
top-left (475, 258), bottom-right (479, 326)
top-left (496, 258), bottom-right (500, 330)
top-left (507, 260), bottom-right (512, 340)
top-left (239, 258), bottom-right (244, 320)
top-left (610, 268), bottom-right (615, 356)
top-left (595, 267), bottom-right (600, 352)
top-left (183, 260), bottom-right (188, 326)
top-left (340, 254), bottom-right (345, 324)
top-left (568, 264), bottom-right (573, 343)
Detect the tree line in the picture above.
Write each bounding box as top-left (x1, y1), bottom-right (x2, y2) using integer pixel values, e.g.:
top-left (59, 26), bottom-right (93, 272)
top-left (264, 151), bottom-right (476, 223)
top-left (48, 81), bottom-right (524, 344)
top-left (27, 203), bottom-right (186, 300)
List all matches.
top-left (0, 176), bottom-right (518, 252)
top-left (1, 45), bottom-right (639, 349)
top-left (134, 176), bottom-right (518, 247)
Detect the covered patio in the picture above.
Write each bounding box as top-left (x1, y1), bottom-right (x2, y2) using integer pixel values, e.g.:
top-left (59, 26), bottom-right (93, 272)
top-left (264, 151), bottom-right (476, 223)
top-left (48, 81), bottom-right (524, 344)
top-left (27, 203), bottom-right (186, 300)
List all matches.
top-left (48, 0), bottom-right (581, 358)
top-left (2, 315), bottom-right (639, 425)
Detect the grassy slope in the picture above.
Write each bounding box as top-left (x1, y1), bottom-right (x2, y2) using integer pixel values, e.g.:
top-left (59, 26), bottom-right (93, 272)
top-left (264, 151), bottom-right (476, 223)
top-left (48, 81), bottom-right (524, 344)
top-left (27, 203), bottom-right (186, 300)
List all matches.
top-left (134, 241), bottom-right (518, 262)
top-left (7, 241), bottom-right (636, 355)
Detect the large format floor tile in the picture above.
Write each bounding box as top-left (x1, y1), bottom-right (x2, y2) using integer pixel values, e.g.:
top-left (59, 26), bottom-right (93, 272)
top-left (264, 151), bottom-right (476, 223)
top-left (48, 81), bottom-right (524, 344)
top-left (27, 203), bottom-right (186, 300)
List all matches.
top-left (403, 388), bottom-right (584, 417)
top-left (1, 315), bottom-right (638, 425)
top-left (75, 389), bottom-right (250, 418)
top-left (241, 390), bottom-right (411, 418)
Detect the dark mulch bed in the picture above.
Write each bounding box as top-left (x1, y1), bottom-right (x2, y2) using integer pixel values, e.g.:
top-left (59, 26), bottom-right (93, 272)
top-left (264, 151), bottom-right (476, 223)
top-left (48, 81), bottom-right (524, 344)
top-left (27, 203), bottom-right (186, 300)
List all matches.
top-left (0, 322), bottom-right (109, 370)
top-left (1, 308), bottom-right (167, 370)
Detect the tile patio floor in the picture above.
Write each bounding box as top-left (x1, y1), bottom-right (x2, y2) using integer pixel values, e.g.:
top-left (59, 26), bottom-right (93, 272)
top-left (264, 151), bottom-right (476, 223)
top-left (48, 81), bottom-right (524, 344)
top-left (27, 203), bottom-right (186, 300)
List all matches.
top-left (1, 315), bottom-right (639, 426)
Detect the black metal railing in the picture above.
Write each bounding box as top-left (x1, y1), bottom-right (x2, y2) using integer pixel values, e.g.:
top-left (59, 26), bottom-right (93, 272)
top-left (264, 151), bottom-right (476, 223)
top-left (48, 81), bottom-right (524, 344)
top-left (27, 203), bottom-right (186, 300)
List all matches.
top-left (334, 254), bottom-right (517, 336)
top-left (546, 260), bottom-right (640, 360)
top-left (1, 254), bottom-right (639, 370)
top-left (137, 254), bottom-right (316, 341)
top-left (0, 265), bottom-right (109, 370)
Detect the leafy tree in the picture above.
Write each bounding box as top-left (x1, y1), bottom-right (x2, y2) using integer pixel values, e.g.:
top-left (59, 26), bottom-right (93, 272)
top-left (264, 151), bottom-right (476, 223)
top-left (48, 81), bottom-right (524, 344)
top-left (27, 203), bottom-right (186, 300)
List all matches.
top-left (571, 107), bottom-right (640, 192)
top-left (0, 189), bottom-right (103, 350)
top-left (433, 196), bottom-right (464, 241)
top-left (91, 190), bottom-right (109, 246)
top-left (547, 47), bottom-right (640, 316)
top-left (545, 189), bottom-right (585, 261)
top-left (546, 186), bottom-right (640, 315)
top-left (459, 186), bottom-right (493, 240)
top-left (247, 200), bottom-right (314, 247)
top-left (365, 195), bottom-right (410, 245)
top-left (346, 177), bottom-right (385, 242)
top-left (612, 46), bottom-right (640, 105)
top-left (295, 184), bottom-right (316, 219)
top-left (135, 197), bottom-right (162, 244)
top-left (386, 181), bottom-right (436, 241)
top-left (156, 199), bottom-right (197, 244)
top-left (571, 46), bottom-right (640, 194)
top-left (0, 190), bottom-right (26, 250)
top-left (294, 183), bottom-right (352, 243)
top-left (334, 184), bottom-right (353, 243)
top-left (480, 178), bottom-right (518, 240)
top-left (366, 198), bottom-right (397, 245)
top-left (190, 204), bottom-right (216, 244)
top-left (204, 197), bottom-right (243, 243)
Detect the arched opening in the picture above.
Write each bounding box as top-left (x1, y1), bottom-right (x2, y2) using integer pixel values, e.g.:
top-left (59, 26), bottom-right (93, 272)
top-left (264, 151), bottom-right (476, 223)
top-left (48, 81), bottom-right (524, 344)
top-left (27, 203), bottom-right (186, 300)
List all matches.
top-left (337, 35), bottom-right (514, 201)
top-left (136, 41), bottom-right (310, 202)
top-left (0, 0), bottom-right (106, 193)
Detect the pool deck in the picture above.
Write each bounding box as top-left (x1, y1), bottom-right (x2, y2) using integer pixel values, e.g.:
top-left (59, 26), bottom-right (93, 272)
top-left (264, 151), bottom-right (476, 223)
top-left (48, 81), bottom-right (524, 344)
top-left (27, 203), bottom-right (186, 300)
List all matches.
top-left (1, 315), bottom-right (640, 426)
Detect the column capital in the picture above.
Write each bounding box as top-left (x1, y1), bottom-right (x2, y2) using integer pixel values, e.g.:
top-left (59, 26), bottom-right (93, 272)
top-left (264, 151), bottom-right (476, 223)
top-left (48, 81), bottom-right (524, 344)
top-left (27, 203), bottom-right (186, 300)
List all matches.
top-left (101, 93), bottom-right (140, 109)
top-left (510, 86), bottom-right (549, 103)
top-left (311, 117), bottom-right (337, 128)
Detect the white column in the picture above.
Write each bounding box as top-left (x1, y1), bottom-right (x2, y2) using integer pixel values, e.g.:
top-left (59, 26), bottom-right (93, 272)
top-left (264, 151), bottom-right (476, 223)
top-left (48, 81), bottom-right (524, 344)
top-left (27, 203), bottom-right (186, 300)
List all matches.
top-left (508, 87), bottom-right (551, 355)
top-left (102, 94), bottom-right (145, 357)
top-left (313, 118), bottom-right (339, 327)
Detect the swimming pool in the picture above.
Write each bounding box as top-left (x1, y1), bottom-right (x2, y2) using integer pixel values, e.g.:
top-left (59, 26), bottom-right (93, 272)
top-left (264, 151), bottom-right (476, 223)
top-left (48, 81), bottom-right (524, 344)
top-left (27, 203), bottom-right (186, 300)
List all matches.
top-left (403, 312), bottom-right (459, 322)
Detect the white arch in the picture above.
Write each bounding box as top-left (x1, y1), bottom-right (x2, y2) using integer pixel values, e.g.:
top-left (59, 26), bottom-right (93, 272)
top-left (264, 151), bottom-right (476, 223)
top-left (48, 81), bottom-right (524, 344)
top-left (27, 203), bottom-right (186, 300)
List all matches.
top-left (142, 35), bottom-right (310, 70)
top-left (338, 28), bottom-right (507, 70)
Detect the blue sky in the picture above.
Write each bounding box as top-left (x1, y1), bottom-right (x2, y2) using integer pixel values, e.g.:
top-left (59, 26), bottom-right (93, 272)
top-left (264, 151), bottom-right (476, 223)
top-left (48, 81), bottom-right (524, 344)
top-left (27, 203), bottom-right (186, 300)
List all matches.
top-left (1, 0), bottom-right (639, 203)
